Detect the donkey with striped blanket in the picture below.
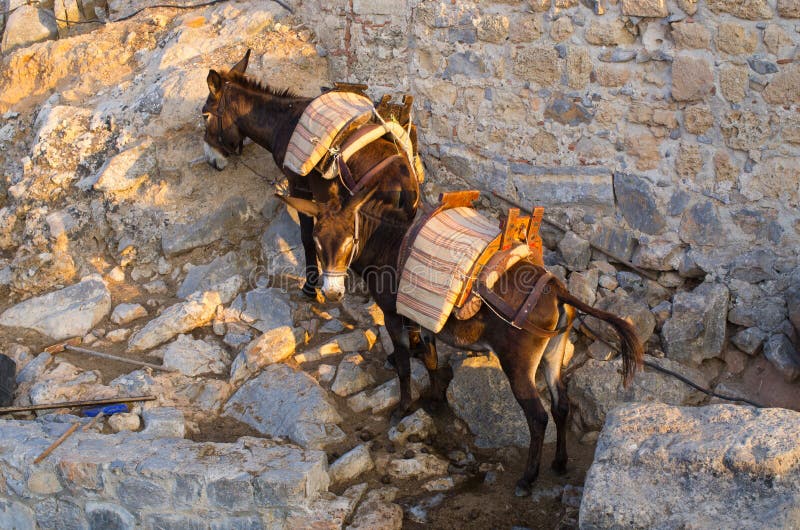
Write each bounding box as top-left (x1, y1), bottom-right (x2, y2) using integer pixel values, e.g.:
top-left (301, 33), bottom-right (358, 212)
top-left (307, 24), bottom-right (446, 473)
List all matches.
top-left (278, 187), bottom-right (643, 497)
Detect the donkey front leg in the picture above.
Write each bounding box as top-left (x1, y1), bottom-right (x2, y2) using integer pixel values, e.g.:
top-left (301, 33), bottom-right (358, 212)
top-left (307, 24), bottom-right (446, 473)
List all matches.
top-left (385, 312), bottom-right (414, 424)
top-left (298, 212), bottom-right (320, 298)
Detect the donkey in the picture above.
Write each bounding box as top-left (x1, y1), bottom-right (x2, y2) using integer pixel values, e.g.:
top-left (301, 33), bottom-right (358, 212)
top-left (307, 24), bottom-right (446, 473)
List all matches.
top-left (278, 188), bottom-right (643, 496)
top-left (201, 49), bottom-right (418, 297)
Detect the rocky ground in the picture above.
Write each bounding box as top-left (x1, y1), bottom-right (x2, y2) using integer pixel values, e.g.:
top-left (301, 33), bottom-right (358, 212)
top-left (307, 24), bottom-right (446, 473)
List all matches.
top-left (0, 1), bottom-right (799, 528)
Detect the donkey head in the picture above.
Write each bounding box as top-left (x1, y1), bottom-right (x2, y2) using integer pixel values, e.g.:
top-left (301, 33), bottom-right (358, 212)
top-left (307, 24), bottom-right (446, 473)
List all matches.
top-left (202, 49), bottom-right (251, 170)
top-left (277, 187), bottom-right (377, 302)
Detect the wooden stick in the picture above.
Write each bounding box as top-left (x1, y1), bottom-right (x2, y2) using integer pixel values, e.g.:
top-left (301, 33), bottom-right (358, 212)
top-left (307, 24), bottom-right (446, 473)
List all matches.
top-left (0, 396), bottom-right (156, 415)
top-left (491, 191), bottom-right (660, 281)
top-left (62, 344), bottom-right (176, 373)
top-left (33, 422), bottom-right (81, 464)
top-left (81, 411), bottom-right (105, 432)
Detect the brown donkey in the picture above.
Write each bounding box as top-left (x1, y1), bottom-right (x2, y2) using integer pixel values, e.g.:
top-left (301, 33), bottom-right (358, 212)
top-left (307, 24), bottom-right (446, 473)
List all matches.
top-left (278, 188), bottom-right (643, 497)
top-left (201, 50), bottom-right (419, 296)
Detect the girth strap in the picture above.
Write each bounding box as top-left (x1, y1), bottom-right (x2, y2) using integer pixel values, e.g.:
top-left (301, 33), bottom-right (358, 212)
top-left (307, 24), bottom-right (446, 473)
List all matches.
top-left (476, 270), bottom-right (572, 338)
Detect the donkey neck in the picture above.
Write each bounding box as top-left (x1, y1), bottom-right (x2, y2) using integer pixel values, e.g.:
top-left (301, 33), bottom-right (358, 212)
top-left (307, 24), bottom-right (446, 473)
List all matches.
top-left (351, 205), bottom-right (412, 275)
top-left (227, 83), bottom-right (310, 166)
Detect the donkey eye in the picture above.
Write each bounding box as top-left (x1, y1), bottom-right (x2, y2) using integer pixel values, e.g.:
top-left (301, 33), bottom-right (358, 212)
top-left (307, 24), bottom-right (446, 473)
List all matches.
top-left (202, 112), bottom-right (211, 121)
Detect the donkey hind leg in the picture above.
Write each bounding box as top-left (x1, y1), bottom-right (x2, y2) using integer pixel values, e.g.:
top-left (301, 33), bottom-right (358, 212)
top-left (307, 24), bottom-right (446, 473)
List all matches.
top-left (542, 304), bottom-right (575, 474)
top-left (384, 312), bottom-right (415, 424)
top-left (502, 351), bottom-right (549, 497)
top-left (298, 212), bottom-right (320, 298)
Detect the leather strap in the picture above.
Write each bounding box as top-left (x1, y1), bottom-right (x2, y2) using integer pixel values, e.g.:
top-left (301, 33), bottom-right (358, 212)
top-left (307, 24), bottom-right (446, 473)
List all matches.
top-left (475, 269), bottom-right (571, 338)
top-left (350, 154), bottom-right (405, 195)
top-left (513, 271), bottom-right (555, 329)
top-left (337, 156), bottom-right (357, 191)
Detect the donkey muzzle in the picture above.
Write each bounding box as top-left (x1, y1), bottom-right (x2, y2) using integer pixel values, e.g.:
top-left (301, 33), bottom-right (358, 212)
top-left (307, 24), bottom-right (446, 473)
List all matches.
top-left (321, 272), bottom-right (346, 302)
top-left (204, 142), bottom-right (229, 170)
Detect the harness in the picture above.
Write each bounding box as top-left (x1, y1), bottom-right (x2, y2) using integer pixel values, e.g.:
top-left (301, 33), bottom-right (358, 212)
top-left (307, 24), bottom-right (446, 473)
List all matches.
top-left (396, 191), bottom-right (573, 339)
top-left (207, 81), bottom-right (243, 157)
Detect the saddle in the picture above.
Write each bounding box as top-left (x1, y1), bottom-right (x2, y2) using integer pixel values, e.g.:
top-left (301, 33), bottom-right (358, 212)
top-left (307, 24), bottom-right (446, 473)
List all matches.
top-left (282, 82), bottom-right (424, 193)
top-left (396, 190), bottom-right (547, 334)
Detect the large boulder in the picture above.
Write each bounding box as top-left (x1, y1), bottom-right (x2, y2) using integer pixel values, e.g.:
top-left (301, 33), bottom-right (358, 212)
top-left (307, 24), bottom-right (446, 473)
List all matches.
top-left (662, 282), bottom-right (729, 365)
top-left (159, 335), bottom-right (228, 377)
top-left (128, 291), bottom-right (221, 352)
top-left (568, 356), bottom-right (708, 431)
top-left (161, 197), bottom-right (249, 257)
top-left (0, 275), bottom-right (110, 340)
top-left (177, 251), bottom-right (255, 299)
top-left (446, 353), bottom-right (556, 447)
top-left (583, 292), bottom-right (655, 346)
top-left (580, 403), bottom-right (800, 529)
top-left (223, 364), bottom-right (344, 449)
top-left (1, 6), bottom-right (58, 54)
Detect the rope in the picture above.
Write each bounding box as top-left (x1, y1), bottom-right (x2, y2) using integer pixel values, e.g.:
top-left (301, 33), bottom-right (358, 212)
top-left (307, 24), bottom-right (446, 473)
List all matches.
top-left (576, 317), bottom-right (766, 408)
top-left (1, 0), bottom-right (292, 24)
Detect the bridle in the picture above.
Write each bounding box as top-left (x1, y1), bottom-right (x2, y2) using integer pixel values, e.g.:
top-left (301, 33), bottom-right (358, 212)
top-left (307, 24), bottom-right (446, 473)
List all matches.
top-left (205, 81), bottom-right (243, 157)
top-left (321, 209), bottom-right (362, 280)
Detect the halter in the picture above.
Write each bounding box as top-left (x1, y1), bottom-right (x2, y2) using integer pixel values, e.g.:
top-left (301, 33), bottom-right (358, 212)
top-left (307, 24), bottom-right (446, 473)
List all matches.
top-left (322, 209), bottom-right (362, 279)
top-left (208, 81), bottom-right (243, 157)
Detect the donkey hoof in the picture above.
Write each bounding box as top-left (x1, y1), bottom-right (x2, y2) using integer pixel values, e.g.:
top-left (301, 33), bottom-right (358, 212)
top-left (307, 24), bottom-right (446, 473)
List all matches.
top-left (389, 407), bottom-right (410, 426)
top-left (551, 460), bottom-right (568, 475)
top-left (514, 481), bottom-right (532, 497)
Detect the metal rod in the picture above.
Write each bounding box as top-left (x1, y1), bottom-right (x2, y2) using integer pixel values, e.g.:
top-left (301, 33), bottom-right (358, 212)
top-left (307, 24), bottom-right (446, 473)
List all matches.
top-left (0, 396), bottom-right (156, 415)
top-left (491, 191), bottom-right (660, 281)
top-left (63, 345), bottom-right (176, 373)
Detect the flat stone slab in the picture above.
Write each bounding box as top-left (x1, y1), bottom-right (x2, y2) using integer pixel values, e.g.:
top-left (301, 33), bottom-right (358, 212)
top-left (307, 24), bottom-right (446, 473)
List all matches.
top-left (224, 364), bottom-right (345, 449)
top-left (580, 403), bottom-right (800, 529)
top-left (0, 275), bottom-right (110, 341)
top-left (0, 417), bottom-right (330, 528)
top-left (162, 197), bottom-right (248, 257)
top-left (511, 166), bottom-right (614, 211)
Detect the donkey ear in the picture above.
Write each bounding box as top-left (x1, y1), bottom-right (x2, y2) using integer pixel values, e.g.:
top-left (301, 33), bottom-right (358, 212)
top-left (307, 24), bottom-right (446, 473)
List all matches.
top-left (207, 70), bottom-right (222, 95)
top-left (231, 49), bottom-right (251, 74)
top-left (275, 194), bottom-right (320, 218)
top-left (350, 185), bottom-right (380, 214)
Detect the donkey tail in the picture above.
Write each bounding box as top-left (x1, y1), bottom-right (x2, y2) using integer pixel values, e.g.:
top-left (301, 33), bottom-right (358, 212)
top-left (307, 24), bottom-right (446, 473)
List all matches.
top-left (556, 288), bottom-right (643, 387)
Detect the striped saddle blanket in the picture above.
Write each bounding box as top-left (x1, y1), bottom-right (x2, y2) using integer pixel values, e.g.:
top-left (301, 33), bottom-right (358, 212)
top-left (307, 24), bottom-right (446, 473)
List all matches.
top-left (396, 207), bottom-right (501, 333)
top-left (283, 91), bottom-right (375, 176)
top-left (283, 91), bottom-right (421, 180)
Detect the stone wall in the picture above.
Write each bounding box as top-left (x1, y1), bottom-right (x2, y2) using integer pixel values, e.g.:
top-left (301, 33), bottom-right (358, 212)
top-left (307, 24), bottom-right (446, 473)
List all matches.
top-left (0, 417), bottom-right (333, 529)
top-left (292, 0), bottom-right (800, 372)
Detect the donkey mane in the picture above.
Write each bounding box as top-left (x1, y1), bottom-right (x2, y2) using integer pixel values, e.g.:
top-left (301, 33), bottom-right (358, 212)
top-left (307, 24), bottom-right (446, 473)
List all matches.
top-left (226, 71), bottom-right (300, 98)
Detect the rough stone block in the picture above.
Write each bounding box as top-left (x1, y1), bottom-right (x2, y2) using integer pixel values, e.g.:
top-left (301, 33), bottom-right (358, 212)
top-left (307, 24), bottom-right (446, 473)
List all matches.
top-left (622, 0), bottom-right (668, 17)
top-left (671, 55), bottom-right (714, 101)
top-left (568, 357), bottom-right (709, 431)
top-left (207, 473), bottom-right (255, 510)
top-left (0, 275), bottom-right (111, 341)
top-left (613, 173), bottom-right (666, 235)
top-left (662, 282), bottom-right (729, 364)
top-left (141, 407), bottom-right (185, 438)
top-left (0, 6), bottom-right (58, 54)
top-left (778, 0), bottom-right (800, 17)
top-left (513, 46), bottom-right (560, 86)
top-left (580, 403), bottom-right (800, 528)
top-left (763, 334), bottom-right (800, 382)
top-left (85, 502), bottom-right (135, 530)
top-left (162, 197), bottom-right (248, 257)
top-left (512, 166), bottom-right (614, 211)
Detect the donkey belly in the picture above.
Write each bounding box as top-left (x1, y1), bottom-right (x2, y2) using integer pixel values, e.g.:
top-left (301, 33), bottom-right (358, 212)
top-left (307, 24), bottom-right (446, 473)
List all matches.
top-left (436, 315), bottom-right (492, 352)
